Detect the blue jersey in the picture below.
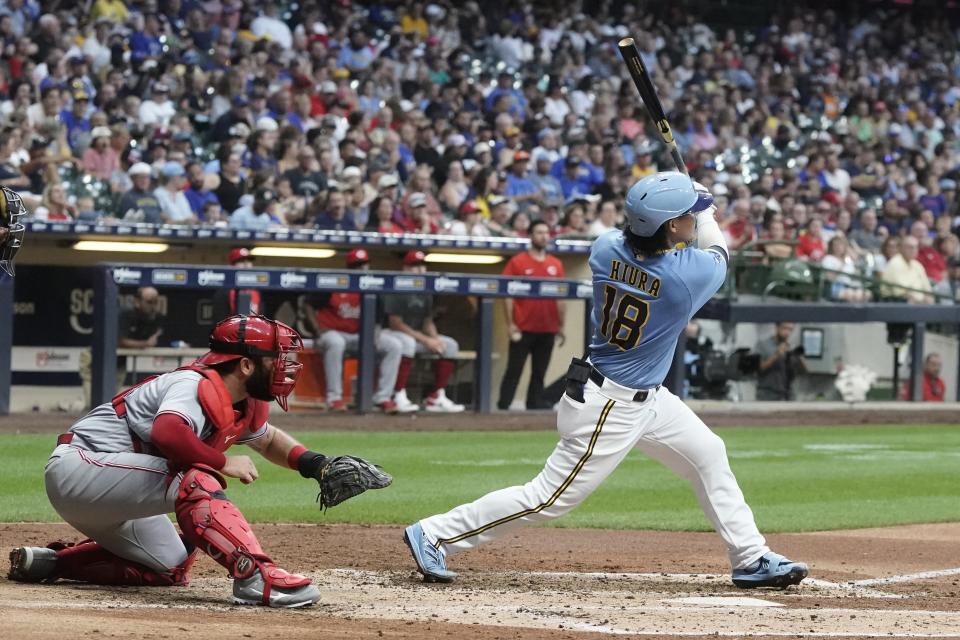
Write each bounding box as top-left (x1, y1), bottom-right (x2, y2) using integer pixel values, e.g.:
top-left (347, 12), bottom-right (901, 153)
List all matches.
top-left (588, 231), bottom-right (726, 389)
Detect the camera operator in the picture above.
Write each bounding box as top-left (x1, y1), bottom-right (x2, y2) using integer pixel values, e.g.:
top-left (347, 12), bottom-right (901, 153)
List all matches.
top-left (755, 322), bottom-right (807, 401)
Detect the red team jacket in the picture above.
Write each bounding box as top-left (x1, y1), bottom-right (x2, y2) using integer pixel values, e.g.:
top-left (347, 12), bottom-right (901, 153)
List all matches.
top-left (315, 293), bottom-right (361, 333)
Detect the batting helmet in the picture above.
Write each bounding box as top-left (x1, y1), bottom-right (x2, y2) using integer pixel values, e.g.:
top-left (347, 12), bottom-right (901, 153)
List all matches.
top-left (197, 314), bottom-right (304, 411)
top-left (0, 186), bottom-right (27, 277)
top-left (624, 172), bottom-right (704, 237)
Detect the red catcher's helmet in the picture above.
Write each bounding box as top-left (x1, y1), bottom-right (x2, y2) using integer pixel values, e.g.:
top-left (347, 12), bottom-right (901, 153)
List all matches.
top-left (228, 247), bottom-right (252, 265)
top-left (197, 314), bottom-right (304, 411)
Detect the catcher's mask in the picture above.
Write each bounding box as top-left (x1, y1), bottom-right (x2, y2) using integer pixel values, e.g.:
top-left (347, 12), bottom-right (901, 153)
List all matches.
top-left (197, 314), bottom-right (304, 411)
top-left (0, 186), bottom-right (26, 276)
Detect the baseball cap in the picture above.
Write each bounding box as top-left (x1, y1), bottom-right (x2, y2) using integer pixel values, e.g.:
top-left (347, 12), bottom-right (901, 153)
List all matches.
top-left (346, 248), bottom-right (370, 267)
top-left (228, 122), bottom-right (250, 138)
top-left (940, 178), bottom-right (957, 190)
top-left (90, 126), bottom-right (111, 140)
top-left (473, 142), bottom-right (491, 155)
top-left (512, 150), bottom-right (531, 163)
top-left (228, 247), bottom-right (252, 265)
top-left (402, 250), bottom-right (426, 265)
top-left (446, 133), bottom-right (467, 147)
top-left (342, 166), bottom-right (362, 180)
top-left (73, 90), bottom-right (89, 101)
top-left (378, 174), bottom-right (399, 189)
top-left (173, 131), bottom-right (192, 142)
top-left (255, 116), bottom-right (278, 132)
top-left (152, 82), bottom-right (170, 93)
top-left (459, 200), bottom-right (480, 216)
top-left (162, 162), bottom-right (185, 178)
top-left (321, 80), bottom-right (337, 93)
top-left (488, 195), bottom-right (509, 208)
top-left (409, 192), bottom-right (428, 208)
top-left (128, 162), bottom-right (152, 177)
top-left (504, 126), bottom-right (521, 137)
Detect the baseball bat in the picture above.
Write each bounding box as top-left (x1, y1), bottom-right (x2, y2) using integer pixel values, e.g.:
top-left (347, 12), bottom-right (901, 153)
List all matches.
top-left (617, 37), bottom-right (688, 175)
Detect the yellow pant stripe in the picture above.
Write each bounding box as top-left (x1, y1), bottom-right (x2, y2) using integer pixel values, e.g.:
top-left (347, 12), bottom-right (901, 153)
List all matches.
top-left (436, 398), bottom-right (616, 547)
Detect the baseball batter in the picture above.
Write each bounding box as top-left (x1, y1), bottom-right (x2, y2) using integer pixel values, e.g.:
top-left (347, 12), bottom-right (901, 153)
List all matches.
top-left (7, 314), bottom-right (386, 607)
top-left (405, 172), bottom-right (809, 589)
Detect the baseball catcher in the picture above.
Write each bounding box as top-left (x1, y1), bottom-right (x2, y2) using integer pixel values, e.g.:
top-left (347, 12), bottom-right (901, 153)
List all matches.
top-left (0, 185), bottom-right (26, 276)
top-left (8, 314), bottom-right (391, 607)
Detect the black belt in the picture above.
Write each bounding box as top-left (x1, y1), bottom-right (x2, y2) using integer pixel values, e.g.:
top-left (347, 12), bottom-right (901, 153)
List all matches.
top-left (588, 368), bottom-right (655, 402)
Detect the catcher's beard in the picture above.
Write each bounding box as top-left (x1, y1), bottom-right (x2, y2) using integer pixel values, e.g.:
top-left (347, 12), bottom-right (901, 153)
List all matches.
top-left (245, 361), bottom-right (275, 402)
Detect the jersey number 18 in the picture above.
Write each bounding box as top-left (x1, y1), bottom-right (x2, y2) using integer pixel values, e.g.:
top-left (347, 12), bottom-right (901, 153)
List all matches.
top-left (599, 284), bottom-right (650, 350)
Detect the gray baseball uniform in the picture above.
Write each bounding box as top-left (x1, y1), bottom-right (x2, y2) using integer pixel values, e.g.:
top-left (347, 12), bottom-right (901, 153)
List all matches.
top-left (45, 370), bottom-right (267, 572)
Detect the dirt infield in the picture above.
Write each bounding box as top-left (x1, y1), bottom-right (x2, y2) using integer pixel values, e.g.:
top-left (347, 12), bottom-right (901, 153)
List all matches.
top-left (3, 522), bottom-right (959, 639)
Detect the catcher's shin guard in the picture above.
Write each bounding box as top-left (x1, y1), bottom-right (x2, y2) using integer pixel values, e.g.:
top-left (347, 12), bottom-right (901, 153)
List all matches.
top-left (175, 466), bottom-right (317, 607)
top-left (10, 540), bottom-right (196, 586)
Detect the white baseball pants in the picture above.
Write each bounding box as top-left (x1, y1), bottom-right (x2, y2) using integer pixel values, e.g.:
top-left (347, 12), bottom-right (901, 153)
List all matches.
top-left (419, 377), bottom-right (769, 569)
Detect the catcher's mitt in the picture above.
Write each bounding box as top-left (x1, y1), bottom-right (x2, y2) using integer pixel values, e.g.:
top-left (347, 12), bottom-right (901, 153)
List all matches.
top-left (312, 455), bottom-right (392, 510)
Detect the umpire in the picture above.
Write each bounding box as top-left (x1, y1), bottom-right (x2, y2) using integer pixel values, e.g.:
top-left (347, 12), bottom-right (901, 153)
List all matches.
top-left (498, 220), bottom-right (566, 410)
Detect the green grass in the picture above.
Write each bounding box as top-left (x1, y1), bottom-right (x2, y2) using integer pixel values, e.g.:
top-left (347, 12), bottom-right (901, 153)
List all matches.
top-left (2, 425), bottom-right (958, 532)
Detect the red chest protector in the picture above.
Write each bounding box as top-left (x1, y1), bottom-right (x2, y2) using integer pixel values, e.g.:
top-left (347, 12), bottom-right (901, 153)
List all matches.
top-left (111, 365), bottom-right (269, 452)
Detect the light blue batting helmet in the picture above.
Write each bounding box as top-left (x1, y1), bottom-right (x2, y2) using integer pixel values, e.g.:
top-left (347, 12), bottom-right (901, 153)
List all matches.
top-left (624, 172), bottom-right (699, 237)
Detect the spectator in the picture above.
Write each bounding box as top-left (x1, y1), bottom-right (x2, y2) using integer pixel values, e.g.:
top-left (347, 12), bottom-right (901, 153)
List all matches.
top-left (529, 152), bottom-right (564, 206)
top-left (486, 195), bottom-right (515, 236)
top-left (138, 82), bottom-right (176, 128)
top-left (314, 190), bottom-right (356, 231)
top-left (933, 257), bottom-right (960, 304)
top-left (447, 200), bottom-right (489, 237)
top-left (848, 207), bottom-right (882, 255)
top-left (307, 249), bottom-right (406, 413)
top-left (184, 161), bottom-right (219, 219)
top-left (498, 220), bottom-right (566, 410)
top-left (589, 200), bottom-right (619, 237)
top-left (399, 192), bottom-right (439, 234)
top-left (881, 236), bottom-right (934, 304)
top-left (721, 199), bottom-right (756, 251)
top-left (61, 89), bottom-right (91, 151)
top-left (755, 322), bottom-right (807, 401)
top-left (367, 196), bottom-right (404, 233)
top-left (557, 201), bottom-right (588, 237)
top-left (911, 221), bottom-right (946, 284)
top-left (438, 160), bottom-right (469, 213)
top-left (117, 163), bottom-right (162, 224)
top-left (154, 162), bottom-right (197, 225)
top-left (796, 218), bottom-right (827, 262)
top-left (230, 188), bottom-right (276, 231)
top-left (900, 353), bottom-right (946, 402)
top-left (283, 145), bottom-right (326, 196)
top-left (762, 218), bottom-right (793, 261)
top-left (874, 236), bottom-right (900, 278)
top-left (821, 234), bottom-right (871, 303)
top-left (380, 250), bottom-right (466, 413)
top-left (215, 150), bottom-right (246, 214)
top-left (504, 150), bottom-right (540, 207)
top-left (81, 126), bottom-right (119, 180)
top-left (33, 182), bottom-right (76, 221)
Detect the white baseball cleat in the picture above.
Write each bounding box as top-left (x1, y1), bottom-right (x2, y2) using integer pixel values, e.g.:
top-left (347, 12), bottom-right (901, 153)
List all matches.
top-left (424, 389), bottom-right (465, 413)
top-left (393, 389), bottom-right (420, 413)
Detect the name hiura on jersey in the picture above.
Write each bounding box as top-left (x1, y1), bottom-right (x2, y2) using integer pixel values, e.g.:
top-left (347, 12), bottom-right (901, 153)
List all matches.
top-left (588, 230), bottom-right (727, 390)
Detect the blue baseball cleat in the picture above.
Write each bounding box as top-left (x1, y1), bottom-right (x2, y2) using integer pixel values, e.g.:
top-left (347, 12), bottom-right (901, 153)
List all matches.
top-left (732, 551), bottom-right (808, 589)
top-left (404, 522), bottom-right (457, 583)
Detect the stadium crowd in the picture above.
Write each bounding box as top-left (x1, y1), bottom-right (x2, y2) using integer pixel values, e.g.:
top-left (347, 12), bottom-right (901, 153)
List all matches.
top-left (2, 0), bottom-right (960, 302)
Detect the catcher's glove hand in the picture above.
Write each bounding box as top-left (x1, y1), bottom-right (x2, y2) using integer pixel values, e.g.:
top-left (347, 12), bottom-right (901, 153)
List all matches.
top-left (309, 455), bottom-right (393, 510)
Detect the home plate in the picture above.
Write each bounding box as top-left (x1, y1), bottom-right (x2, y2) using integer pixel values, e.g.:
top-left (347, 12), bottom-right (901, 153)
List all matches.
top-left (662, 596), bottom-right (785, 607)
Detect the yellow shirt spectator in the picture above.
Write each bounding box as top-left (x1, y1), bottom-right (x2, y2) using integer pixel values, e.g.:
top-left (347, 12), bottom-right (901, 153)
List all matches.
top-left (401, 14), bottom-right (429, 39)
top-left (91, 0), bottom-right (129, 23)
top-left (881, 240), bottom-right (934, 303)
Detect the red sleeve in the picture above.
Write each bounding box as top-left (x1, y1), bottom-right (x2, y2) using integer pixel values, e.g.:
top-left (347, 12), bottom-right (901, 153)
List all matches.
top-left (554, 257), bottom-right (565, 277)
top-left (152, 413), bottom-right (227, 470)
top-left (502, 255), bottom-right (519, 276)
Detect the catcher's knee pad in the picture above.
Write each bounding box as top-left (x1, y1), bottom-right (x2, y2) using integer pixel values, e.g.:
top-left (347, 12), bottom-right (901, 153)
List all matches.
top-left (48, 539), bottom-right (195, 586)
top-left (175, 465), bottom-right (268, 578)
